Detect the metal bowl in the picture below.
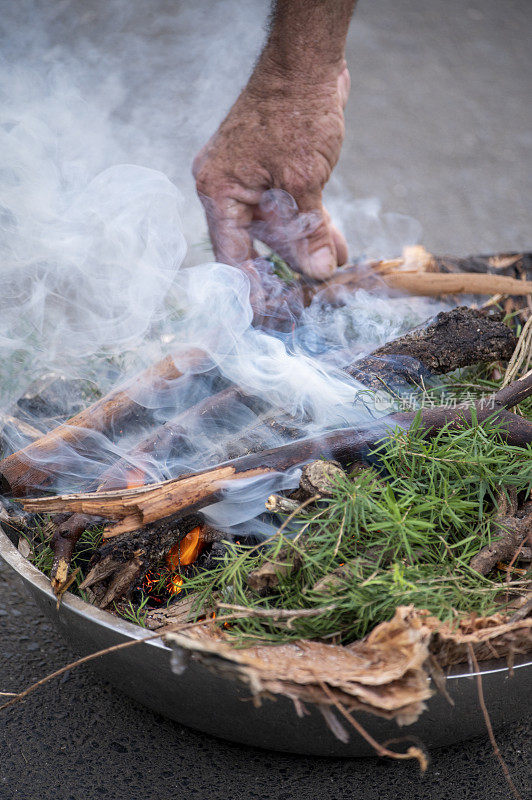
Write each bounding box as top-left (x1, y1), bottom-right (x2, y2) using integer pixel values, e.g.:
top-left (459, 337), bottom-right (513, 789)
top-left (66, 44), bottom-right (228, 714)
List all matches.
top-left (1, 525), bottom-right (530, 757)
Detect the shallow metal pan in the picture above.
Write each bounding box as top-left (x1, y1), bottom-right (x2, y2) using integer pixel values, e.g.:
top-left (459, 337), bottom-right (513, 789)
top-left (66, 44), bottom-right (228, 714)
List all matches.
top-left (1, 526), bottom-right (530, 757)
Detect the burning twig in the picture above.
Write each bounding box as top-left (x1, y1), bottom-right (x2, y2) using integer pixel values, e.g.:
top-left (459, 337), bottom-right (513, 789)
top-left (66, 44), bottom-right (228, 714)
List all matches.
top-left (19, 373), bottom-right (532, 532)
top-left (77, 515), bottom-right (205, 608)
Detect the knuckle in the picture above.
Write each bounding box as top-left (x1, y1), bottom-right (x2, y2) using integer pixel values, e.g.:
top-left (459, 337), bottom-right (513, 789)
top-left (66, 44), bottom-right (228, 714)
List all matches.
top-left (284, 169), bottom-right (320, 202)
top-left (193, 165), bottom-right (212, 196)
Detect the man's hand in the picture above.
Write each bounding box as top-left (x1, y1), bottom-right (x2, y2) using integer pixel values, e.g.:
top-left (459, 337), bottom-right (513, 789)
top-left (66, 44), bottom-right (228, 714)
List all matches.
top-left (193, 1), bottom-right (356, 280)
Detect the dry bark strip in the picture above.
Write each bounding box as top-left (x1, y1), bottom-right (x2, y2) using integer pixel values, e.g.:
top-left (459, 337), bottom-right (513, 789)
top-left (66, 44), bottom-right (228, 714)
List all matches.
top-left (345, 306), bottom-right (516, 392)
top-left (19, 374), bottom-right (532, 534)
top-left (368, 306), bottom-right (516, 374)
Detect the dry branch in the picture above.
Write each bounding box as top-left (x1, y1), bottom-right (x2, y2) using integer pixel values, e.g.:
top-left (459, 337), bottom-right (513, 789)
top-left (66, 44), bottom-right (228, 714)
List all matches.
top-left (95, 385), bottom-right (251, 491)
top-left (303, 250), bottom-right (532, 306)
top-left (19, 375), bottom-right (532, 534)
top-left (0, 349), bottom-right (205, 496)
top-left (383, 272), bottom-right (532, 297)
top-left (470, 502), bottom-right (532, 576)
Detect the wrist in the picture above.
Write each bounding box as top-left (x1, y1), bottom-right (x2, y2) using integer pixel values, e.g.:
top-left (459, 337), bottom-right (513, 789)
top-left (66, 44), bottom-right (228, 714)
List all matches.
top-left (252, 0), bottom-right (355, 89)
top-left (248, 50), bottom-right (345, 103)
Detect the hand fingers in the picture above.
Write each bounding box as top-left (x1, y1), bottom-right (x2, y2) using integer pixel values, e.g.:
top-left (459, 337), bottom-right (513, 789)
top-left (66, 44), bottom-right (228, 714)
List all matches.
top-left (323, 207), bottom-right (348, 266)
top-left (331, 224), bottom-right (348, 266)
top-left (198, 192), bottom-right (256, 266)
top-left (251, 189), bottom-right (345, 280)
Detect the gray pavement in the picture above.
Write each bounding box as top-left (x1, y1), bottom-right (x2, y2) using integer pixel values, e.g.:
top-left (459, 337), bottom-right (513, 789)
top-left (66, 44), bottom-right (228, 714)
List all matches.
top-left (1, 1), bottom-right (531, 798)
top-left (1, 561), bottom-right (531, 800)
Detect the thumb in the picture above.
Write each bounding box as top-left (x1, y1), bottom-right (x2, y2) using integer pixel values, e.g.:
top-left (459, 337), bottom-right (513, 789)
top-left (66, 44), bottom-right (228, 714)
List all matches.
top-left (291, 192), bottom-right (338, 280)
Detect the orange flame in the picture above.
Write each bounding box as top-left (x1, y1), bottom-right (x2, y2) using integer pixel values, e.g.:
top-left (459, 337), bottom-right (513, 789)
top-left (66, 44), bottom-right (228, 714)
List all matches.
top-left (166, 525), bottom-right (206, 569)
top-left (124, 467), bottom-right (147, 489)
top-left (167, 575), bottom-right (184, 595)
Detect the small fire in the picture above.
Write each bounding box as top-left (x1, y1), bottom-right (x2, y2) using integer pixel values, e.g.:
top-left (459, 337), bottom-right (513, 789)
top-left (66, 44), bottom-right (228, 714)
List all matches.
top-left (167, 575), bottom-right (184, 595)
top-left (166, 525), bottom-right (206, 569)
top-left (125, 467), bottom-right (147, 489)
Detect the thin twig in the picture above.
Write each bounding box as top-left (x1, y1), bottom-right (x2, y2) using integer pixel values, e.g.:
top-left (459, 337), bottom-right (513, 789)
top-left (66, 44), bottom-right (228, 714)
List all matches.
top-left (0, 613), bottom-right (244, 714)
top-left (333, 507), bottom-right (347, 558)
top-left (318, 680), bottom-right (428, 770)
top-left (502, 318), bottom-right (532, 388)
top-left (217, 602), bottom-right (336, 621)
top-left (467, 644), bottom-right (523, 800)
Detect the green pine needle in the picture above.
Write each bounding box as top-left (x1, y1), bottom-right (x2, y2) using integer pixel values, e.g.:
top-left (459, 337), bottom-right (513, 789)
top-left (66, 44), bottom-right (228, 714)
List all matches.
top-left (182, 411), bottom-right (532, 646)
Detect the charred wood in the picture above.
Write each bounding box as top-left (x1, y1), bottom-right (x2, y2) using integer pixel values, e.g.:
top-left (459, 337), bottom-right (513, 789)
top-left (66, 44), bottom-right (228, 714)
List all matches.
top-left (345, 307), bottom-right (516, 390)
top-left (79, 514), bottom-right (203, 607)
top-left (20, 375), bottom-right (532, 534)
top-left (0, 350), bottom-right (205, 496)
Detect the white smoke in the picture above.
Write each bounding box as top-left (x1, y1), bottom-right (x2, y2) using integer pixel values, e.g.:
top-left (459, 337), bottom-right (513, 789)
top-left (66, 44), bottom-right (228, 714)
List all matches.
top-left (0, 0), bottom-right (449, 531)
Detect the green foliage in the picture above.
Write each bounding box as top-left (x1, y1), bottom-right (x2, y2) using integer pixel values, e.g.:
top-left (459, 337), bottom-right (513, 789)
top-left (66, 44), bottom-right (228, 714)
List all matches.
top-left (268, 252), bottom-right (299, 285)
top-left (117, 594), bottom-right (150, 627)
top-left (182, 415), bottom-right (532, 646)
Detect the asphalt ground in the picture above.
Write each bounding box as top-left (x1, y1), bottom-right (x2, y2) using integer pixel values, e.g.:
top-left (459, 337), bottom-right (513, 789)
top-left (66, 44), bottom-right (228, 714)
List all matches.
top-left (1, 1), bottom-right (531, 798)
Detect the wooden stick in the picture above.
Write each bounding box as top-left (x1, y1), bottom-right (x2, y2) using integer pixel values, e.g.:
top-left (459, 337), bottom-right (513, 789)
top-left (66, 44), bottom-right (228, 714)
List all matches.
top-left (383, 271), bottom-right (532, 297)
top-left (47, 385), bottom-right (246, 594)
top-left (0, 349), bottom-right (205, 496)
top-left (19, 379), bottom-right (532, 533)
top-left (96, 385), bottom-right (250, 491)
top-left (310, 268), bottom-right (532, 306)
top-left (305, 250), bottom-right (532, 305)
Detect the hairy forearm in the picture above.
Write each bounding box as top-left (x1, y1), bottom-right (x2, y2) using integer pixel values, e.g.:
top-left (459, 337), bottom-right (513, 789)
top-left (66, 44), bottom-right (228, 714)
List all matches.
top-left (257, 0), bottom-right (357, 82)
top-left (193, 0), bottom-right (355, 277)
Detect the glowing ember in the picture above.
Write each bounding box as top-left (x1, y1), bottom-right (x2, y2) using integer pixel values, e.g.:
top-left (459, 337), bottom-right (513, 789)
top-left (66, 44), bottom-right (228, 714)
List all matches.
top-left (166, 525), bottom-right (206, 569)
top-left (167, 575), bottom-right (184, 595)
top-left (124, 467), bottom-right (147, 489)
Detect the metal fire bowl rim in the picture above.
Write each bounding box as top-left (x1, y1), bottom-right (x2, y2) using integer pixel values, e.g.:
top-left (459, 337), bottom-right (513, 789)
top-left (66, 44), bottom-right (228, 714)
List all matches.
top-left (3, 525), bottom-right (531, 676)
top-left (0, 526), bottom-right (166, 647)
top-left (2, 525), bottom-right (532, 758)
